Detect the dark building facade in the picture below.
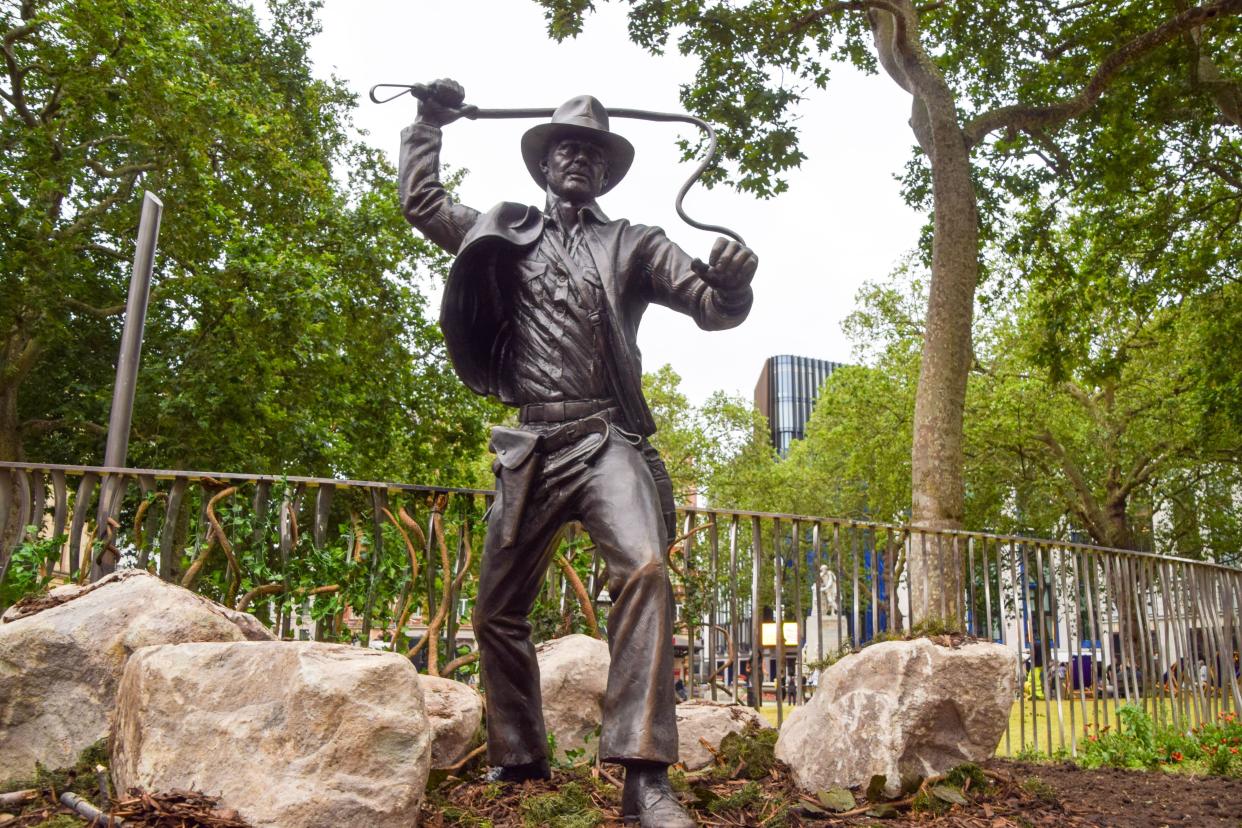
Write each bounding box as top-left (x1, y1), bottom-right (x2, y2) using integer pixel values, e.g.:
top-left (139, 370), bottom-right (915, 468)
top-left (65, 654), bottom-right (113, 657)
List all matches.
top-left (754, 355), bottom-right (845, 455)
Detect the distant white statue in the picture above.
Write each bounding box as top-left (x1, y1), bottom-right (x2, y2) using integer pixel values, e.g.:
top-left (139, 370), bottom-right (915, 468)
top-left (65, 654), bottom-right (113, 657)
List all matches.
top-left (819, 565), bottom-right (839, 617)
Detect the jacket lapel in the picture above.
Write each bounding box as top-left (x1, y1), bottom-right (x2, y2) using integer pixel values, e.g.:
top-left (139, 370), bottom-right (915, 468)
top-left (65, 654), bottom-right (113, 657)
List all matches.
top-left (582, 221), bottom-right (622, 322)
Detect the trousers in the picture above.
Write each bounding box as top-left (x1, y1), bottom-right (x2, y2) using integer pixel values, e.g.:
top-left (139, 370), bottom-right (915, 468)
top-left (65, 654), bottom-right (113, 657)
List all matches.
top-left (473, 425), bottom-right (679, 766)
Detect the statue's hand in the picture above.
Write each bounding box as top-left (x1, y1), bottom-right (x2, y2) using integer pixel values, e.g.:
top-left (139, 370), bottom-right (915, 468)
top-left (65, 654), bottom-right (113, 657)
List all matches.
top-left (699, 238), bottom-right (758, 293)
top-left (417, 78), bottom-right (468, 128)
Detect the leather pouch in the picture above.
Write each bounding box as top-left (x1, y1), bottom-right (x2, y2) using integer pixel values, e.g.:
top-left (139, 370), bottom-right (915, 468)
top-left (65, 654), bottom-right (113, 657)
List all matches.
top-left (489, 426), bottom-right (541, 549)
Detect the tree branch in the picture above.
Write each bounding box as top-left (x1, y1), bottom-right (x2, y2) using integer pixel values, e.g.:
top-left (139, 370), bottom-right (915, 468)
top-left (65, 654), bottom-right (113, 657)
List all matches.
top-left (84, 159), bottom-right (157, 179)
top-left (0, 334), bottom-right (41, 389)
top-left (51, 170), bottom-right (146, 241)
top-left (65, 297), bottom-right (126, 318)
top-left (1118, 446), bottom-right (1171, 499)
top-left (1036, 429), bottom-right (1107, 538)
top-left (21, 418), bottom-right (108, 436)
top-left (964, 0), bottom-right (1242, 145)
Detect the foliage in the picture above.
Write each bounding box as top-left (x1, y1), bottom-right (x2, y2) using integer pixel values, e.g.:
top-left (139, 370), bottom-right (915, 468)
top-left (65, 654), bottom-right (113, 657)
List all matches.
top-left (534, 1), bottom-right (1242, 625)
top-left (0, 530), bottom-right (66, 604)
top-left (644, 364), bottom-right (774, 506)
top-left (0, 738), bottom-right (108, 802)
top-left (764, 256), bottom-right (1242, 559)
top-left (519, 781), bottom-right (605, 828)
top-left (1, 0), bottom-right (502, 481)
top-left (1076, 706), bottom-right (1242, 777)
top-left (712, 721), bottom-right (777, 780)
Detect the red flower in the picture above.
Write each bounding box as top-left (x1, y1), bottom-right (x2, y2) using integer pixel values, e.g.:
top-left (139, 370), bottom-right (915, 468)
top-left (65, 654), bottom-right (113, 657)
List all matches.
top-left (1170, 751), bottom-right (1184, 762)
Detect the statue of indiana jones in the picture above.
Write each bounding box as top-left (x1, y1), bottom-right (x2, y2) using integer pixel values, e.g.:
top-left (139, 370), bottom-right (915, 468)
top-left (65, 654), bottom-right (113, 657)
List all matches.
top-left (400, 79), bottom-right (757, 828)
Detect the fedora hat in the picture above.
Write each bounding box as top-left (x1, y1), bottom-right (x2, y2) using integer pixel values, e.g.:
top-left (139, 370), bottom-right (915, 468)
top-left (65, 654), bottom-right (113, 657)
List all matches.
top-left (521, 95), bottom-right (635, 195)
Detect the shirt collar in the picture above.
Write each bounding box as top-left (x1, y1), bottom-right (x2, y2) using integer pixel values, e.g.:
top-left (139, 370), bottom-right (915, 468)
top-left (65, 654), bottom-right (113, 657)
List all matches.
top-left (544, 191), bottom-right (609, 228)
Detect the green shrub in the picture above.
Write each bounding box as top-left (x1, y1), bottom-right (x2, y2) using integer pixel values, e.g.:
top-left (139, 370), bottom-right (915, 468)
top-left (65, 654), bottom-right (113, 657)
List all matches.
top-left (713, 722), bottom-right (777, 779)
top-left (0, 531), bottom-right (68, 606)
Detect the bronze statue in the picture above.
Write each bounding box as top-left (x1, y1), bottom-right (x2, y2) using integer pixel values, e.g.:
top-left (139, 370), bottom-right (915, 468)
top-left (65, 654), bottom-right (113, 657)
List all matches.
top-left (400, 79), bottom-right (757, 828)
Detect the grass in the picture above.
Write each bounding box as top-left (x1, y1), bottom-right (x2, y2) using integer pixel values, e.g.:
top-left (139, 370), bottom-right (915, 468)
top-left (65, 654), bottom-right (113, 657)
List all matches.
top-left (754, 694), bottom-right (1238, 761)
top-left (997, 694), bottom-right (1236, 757)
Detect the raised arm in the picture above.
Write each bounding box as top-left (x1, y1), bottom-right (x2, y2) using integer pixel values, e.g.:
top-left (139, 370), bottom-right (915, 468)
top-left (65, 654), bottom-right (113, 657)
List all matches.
top-left (398, 78), bottom-right (481, 254)
top-left (641, 229), bottom-right (757, 331)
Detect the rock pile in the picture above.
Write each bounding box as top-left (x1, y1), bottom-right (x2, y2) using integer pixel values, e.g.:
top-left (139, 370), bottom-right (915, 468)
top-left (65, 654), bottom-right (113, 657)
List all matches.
top-left (111, 640), bottom-right (433, 828)
top-left (0, 570), bottom-right (272, 786)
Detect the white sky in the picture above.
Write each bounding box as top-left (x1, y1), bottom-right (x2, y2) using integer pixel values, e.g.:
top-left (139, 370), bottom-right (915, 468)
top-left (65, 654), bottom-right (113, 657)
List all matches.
top-left (308, 0), bottom-right (925, 406)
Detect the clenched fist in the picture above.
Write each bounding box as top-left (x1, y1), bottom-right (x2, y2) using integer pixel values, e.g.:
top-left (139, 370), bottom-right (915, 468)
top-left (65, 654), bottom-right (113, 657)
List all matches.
top-left (416, 78), bottom-right (467, 128)
top-left (699, 237), bottom-right (758, 293)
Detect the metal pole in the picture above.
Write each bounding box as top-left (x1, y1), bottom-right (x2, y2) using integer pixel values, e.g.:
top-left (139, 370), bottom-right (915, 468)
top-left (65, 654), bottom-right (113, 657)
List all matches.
top-left (93, 191), bottom-right (163, 580)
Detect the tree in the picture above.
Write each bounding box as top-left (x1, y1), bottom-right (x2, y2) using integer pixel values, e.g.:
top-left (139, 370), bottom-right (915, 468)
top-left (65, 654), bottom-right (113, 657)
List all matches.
top-left (644, 364), bottom-right (776, 507)
top-left (826, 257), bottom-right (1242, 563)
top-left (1, 0), bottom-right (500, 481)
top-left (535, 0), bottom-right (1242, 619)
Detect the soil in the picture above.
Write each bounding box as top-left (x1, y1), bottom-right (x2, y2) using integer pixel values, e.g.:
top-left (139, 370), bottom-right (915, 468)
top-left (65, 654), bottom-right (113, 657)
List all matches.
top-left (7, 757), bottom-right (1238, 826)
top-left (984, 760), bottom-right (1242, 827)
top-left (418, 759), bottom-right (1242, 827)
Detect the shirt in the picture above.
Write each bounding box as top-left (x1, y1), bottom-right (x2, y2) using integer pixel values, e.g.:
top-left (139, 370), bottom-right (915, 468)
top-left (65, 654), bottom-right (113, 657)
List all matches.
top-left (504, 193), bottom-right (611, 405)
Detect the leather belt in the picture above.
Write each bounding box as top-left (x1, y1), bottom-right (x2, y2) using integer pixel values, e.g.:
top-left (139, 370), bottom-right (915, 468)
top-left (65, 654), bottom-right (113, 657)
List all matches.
top-left (536, 413), bottom-right (610, 454)
top-left (520, 398), bottom-right (618, 423)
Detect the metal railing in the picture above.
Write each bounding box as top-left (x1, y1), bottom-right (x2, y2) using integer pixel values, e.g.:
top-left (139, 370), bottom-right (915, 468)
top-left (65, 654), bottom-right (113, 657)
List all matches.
top-left (1, 460), bottom-right (1238, 756)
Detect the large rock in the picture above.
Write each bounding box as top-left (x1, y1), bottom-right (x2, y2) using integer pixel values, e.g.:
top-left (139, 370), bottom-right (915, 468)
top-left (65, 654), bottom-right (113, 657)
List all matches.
top-left (776, 639), bottom-right (1017, 797)
top-left (421, 674), bottom-right (483, 768)
top-left (676, 699), bottom-right (770, 771)
top-left (111, 641), bottom-right (431, 828)
top-left (536, 633), bottom-right (610, 760)
top-left (0, 569), bottom-right (273, 785)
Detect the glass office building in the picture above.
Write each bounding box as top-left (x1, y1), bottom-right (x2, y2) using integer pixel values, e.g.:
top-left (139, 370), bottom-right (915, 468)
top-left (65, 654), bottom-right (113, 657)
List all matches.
top-left (753, 355), bottom-right (845, 455)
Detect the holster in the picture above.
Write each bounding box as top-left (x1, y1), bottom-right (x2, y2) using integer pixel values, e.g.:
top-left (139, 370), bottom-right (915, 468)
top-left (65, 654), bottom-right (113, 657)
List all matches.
top-left (489, 427), bottom-right (542, 549)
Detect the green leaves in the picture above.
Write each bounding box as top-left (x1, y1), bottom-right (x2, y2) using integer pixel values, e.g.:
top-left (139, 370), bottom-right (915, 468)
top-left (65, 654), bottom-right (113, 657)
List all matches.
top-left (816, 787), bottom-right (856, 812)
top-left (3, 0), bottom-right (501, 482)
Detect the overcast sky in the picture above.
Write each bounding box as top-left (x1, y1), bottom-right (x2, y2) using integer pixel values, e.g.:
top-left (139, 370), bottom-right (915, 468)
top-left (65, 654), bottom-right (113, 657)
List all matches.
top-left (307, 0), bottom-right (925, 406)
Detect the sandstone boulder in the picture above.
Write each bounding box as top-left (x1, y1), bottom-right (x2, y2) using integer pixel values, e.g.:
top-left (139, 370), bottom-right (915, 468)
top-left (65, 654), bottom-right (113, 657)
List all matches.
top-left (536, 633), bottom-right (610, 760)
top-left (421, 674), bottom-right (483, 768)
top-left (111, 641), bottom-right (431, 827)
top-left (676, 699), bottom-right (770, 770)
top-left (0, 569), bottom-right (273, 786)
top-left (775, 639), bottom-right (1017, 797)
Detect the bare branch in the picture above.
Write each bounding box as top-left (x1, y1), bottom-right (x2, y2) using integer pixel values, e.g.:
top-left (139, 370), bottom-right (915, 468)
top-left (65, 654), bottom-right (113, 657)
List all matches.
top-left (964, 0), bottom-right (1242, 145)
top-left (84, 159), bottom-right (157, 179)
top-left (51, 170), bottom-right (146, 241)
top-left (65, 297), bottom-right (126, 318)
top-left (78, 242), bottom-right (127, 260)
top-left (21, 418), bottom-right (108, 436)
top-left (786, 1), bottom-right (873, 37)
top-left (1119, 446), bottom-right (1172, 499)
top-left (1036, 429), bottom-right (1107, 538)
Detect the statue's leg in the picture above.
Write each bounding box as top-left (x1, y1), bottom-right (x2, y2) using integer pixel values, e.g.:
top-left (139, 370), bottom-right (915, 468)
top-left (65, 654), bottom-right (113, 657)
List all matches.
top-left (576, 433), bottom-right (678, 765)
top-left (474, 483), bottom-right (566, 768)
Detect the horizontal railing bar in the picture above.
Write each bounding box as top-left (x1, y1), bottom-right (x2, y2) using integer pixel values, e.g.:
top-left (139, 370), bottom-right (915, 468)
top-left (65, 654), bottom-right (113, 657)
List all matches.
top-left (0, 461), bottom-right (493, 498)
top-left (1, 460), bottom-right (1237, 573)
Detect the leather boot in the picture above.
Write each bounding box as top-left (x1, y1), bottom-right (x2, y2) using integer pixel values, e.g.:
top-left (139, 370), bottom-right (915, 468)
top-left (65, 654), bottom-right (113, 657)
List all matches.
top-left (482, 757), bottom-right (550, 783)
top-left (621, 762), bottom-right (695, 827)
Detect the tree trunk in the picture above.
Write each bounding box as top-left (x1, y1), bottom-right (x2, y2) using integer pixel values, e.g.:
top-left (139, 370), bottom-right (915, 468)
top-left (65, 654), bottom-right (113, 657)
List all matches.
top-left (0, 382), bottom-right (22, 462)
top-left (1102, 493), bottom-right (1137, 551)
top-left (908, 136), bottom-right (978, 624)
top-left (906, 95), bottom-right (979, 626)
top-left (866, 3), bottom-right (980, 625)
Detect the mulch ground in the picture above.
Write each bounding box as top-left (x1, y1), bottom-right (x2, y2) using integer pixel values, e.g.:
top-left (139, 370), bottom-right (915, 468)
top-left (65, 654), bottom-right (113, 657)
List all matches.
top-left (4, 788), bottom-right (252, 827)
top-left (6, 758), bottom-right (1239, 826)
top-left (419, 759), bottom-right (1242, 827)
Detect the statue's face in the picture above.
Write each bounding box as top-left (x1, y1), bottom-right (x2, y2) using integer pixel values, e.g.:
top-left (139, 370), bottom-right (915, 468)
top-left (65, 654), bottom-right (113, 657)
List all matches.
top-left (541, 136), bottom-right (609, 203)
